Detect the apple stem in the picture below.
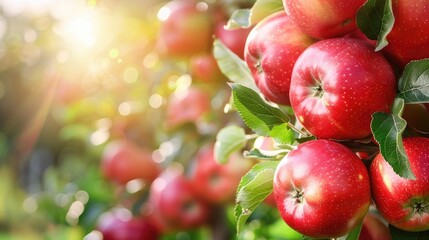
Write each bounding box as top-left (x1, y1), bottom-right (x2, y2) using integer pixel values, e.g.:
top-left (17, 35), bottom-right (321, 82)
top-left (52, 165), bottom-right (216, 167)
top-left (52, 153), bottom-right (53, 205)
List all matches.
top-left (312, 84), bottom-right (324, 98)
top-left (287, 122), bottom-right (310, 137)
top-left (292, 189), bottom-right (304, 204)
top-left (255, 61), bottom-right (263, 74)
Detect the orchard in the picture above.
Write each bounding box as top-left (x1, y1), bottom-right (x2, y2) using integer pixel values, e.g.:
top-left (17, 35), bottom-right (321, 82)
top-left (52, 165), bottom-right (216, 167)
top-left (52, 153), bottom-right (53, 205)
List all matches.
top-left (1, 0), bottom-right (429, 240)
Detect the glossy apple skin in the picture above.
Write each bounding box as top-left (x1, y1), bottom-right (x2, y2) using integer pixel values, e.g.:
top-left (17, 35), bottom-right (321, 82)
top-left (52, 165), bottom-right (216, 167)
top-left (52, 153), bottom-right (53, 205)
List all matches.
top-left (244, 11), bottom-right (316, 105)
top-left (273, 140), bottom-right (371, 238)
top-left (215, 21), bottom-right (252, 59)
top-left (370, 137), bottom-right (429, 232)
top-left (282, 0), bottom-right (366, 39)
top-left (101, 140), bottom-right (161, 185)
top-left (190, 54), bottom-right (224, 83)
top-left (96, 210), bottom-right (160, 240)
top-left (166, 87), bottom-right (211, 128)
top-left (148, 166), bottom-right (210, 231)
top-left (383, 0), bottom-right (429, 67)
top-left (190, 144), bottom-right (254, 204)
top-left (344, 29), bottom-right (377, 47)
top-left (359, 213), bottom-right (391, 240)
top-left (157, 0), bottom-right (213, 57)
top-left (290, 38), bottom-right (396, 140)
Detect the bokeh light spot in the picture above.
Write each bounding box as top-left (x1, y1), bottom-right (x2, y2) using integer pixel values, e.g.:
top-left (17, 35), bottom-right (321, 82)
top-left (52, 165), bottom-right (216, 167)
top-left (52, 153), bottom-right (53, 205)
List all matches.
top-left (109, 48), bottom-right (119, 59)
top-left (123, 67), bottom-right (139, 83)
top-left (126, 179), bottom-right (145, 194)
top-left (157, 6), bottom-right (171, 21)
top-left (75, 190), bottom-right (89, 204)
top-left (23, 197), bottom-right (38, 213)
top-left (83, 231), bottom-right (103, 240)
top-left (196, 2), bottom-right (208, 11)
top-left (24, 29), bottom-right (37, 43)
top-left (149, 94), bottom-right (163, 108)
top-left (174, 74), bottom-right (192, 95)
top-left (143, 52), bottom-right (158, 68)
top-left (66, 201), bottom-right (85, 226)
top-left (90, 129), bottom-right (109, 146)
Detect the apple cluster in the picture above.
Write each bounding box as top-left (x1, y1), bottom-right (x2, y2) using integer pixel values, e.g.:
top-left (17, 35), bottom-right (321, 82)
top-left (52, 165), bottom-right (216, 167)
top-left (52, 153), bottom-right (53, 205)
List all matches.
top-left (238, 0), bottom-right (429, 239)
top-left (96, 139), bottom-right (256, 239)
top-left (90, 0), bottom-right (429, 239)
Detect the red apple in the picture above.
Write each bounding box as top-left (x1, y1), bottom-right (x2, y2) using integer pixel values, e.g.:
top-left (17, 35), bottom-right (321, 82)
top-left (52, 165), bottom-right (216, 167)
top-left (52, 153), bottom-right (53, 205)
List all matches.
top-left (96, 208), bottom-right (160, 240)
top-left (166, 87), bottom-right (211, 128)
top-left (355, 151), bottom-right (370, 160)
top-left (383, 1), bottom-right (429, 67)
top-left (101, 139), bottom-right (161, 185)
top-left (215, 21), bottom-right (252, 59)
top-left (359, 213), bottom-right (391, 240)
top-left (282, 0), bottom-right (366, 39)
top-left (148, 165), bottom-right (210, 231)
top-left (189, 144), bottom-right (254, 204)
top-left (190, 53), bottom-right (224, 83)
top-left (156, 0), bottom-right (213, 57)
top-left (273, 139), bottom-right (371, 238)
top-left (344, 29), bottom-right (377, 47)
top-left (370, 137), bottom-right (429, 232)
top-left (290, 38), bottom-right (396, 140)
top-left (244, 11), bottom-right (316, 105)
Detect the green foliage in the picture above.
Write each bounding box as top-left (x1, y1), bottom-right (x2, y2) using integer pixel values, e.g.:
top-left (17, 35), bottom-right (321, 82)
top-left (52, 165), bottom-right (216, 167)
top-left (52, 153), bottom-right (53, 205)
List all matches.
top-left (213, 40), bottom-right (258, 91)
top-left (356, 0), bottom-right (394, 51)
top-left (266, 218), bottom-right (302, 240)
top-left (214, 125), bottom-right (247, 164)
top-left (341, 221), bottom-right (364, 240)
top-left (230, 84), bottom-right (295, 144)
top-left (244, 147), bottom-right (288, 160)
top-left (249, 0), bottom-right (284, 25)
top-left (398, 59), bottom-right (429, 103)
top-left (235, 161), bottom-right (279, 234)
top-left (371, 98), bottom-right (415, 179)
top-left (226, 0), bottom-right (284, 29)
top-left (226, 9), bottom-right (252, 29)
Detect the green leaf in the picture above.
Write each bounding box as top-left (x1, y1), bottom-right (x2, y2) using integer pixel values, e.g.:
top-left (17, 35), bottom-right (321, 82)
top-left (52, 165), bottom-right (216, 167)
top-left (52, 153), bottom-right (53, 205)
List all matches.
top-left (371, 98), bottom-right (415, 179)
top-left (389, 225), bottom-right (429, 240)
top-left (249, 0), bottom-right (284, 26)
top-left (235, 161), bottom-right (279, 234)
top-left (226, 9), bottom-right (251, 29)
top-left (213, 40), bottom-right (258, 92)
top-left (226, 0), bottom-right (284, 29)
top-left (230, 84), bottom-right (295, 144)
top-left (356, 0), bottom-right (395, 51)
top-left (243, 148), bottom-right (288, 160)
top-left (214, 125), bottom-right (247, 164)
top-left (340, 220), bottom-right (364, 240)
top-left (397, 59), bottom-right (429, 103)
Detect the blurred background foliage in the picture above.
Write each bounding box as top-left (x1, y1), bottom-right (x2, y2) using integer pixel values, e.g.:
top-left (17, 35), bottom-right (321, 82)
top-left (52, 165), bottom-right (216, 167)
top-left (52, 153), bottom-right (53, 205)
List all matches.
top-left (0, 0), bottom-right (297, 239)
top-left (0, 0), bottom-right (164, 238)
